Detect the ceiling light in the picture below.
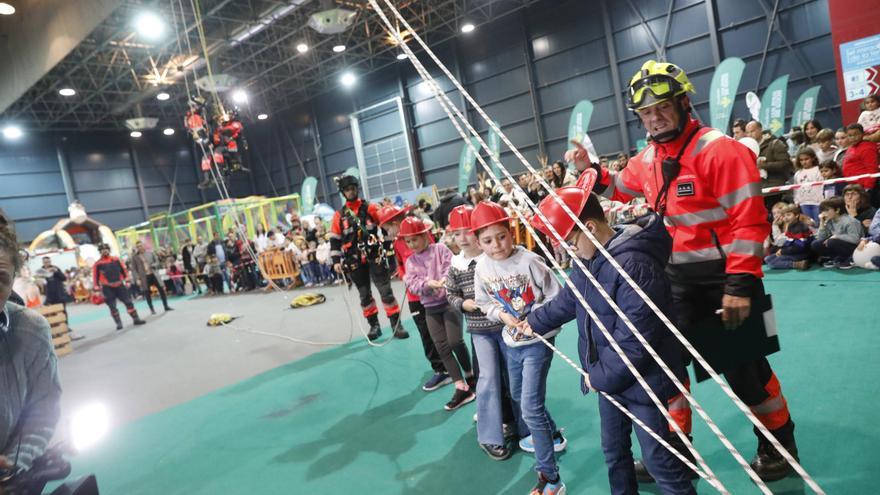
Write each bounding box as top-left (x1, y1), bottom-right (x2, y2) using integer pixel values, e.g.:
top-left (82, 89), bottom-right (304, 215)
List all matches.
top-left (0, 3), bottom-right (15, 15)
top-left (332, 44), bottom-right (346, 53)
top-left (461, 23), bottom-right (475, 33)
top-left (3, 126), bottom-right (22, 140)
top-left (163, 128), bottom-right (175, 136)
top-left (296, 43), bottom-right (308, 53)
top-left (156, 92), bottom-right (170, 101)
top-left (58, 88), bottom-right (76, 97)
top-left (396, 53), bottom-right (408, 60)
top-left (232, 89), bottom-right (248, 104)
top-left (257, 113), bottom-right (268, 120)
top-left (130, 131), bottom-right (143, 138)
top-left (340, 71), bottom-right (356, 88)
top-left (135, 12), bottom-right (165, 39)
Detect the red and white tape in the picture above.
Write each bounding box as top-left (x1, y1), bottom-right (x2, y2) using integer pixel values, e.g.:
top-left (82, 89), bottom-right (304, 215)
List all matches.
top-left (761, 172), bottom-right (880, 194)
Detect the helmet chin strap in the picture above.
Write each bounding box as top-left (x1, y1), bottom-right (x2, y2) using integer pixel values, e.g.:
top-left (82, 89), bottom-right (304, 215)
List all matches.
top-left (649, 97), bottom-right (690, 143)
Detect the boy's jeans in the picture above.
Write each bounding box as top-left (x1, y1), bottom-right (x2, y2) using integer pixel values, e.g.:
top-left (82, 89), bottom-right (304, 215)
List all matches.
top-left (598, 394), bottom-right (696, 495)
top-left (506, 339), bottom-right (558, 479)
top-left (472, 331), bottom-right (509, 446)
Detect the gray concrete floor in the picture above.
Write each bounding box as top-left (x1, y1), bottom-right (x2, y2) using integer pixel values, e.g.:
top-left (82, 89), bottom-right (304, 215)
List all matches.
top-left (55, 280), bottom-right (409, 442)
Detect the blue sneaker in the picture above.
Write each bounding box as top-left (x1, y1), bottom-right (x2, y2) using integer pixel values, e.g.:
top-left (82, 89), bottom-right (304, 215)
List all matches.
top-left (422, 372), bottom-right (452, 392)
top-left (529, 473), bottom-right (566, 495)
top-left (519, 430), bottom-right (568, 453)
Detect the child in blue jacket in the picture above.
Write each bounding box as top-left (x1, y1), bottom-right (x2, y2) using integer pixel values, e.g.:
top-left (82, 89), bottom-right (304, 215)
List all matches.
top-left (521, 187), bottom-right (696, 495)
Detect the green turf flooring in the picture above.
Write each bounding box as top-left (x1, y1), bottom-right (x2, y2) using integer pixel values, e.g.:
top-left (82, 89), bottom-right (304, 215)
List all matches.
top-left (61, 269), bottom-right (880, 494)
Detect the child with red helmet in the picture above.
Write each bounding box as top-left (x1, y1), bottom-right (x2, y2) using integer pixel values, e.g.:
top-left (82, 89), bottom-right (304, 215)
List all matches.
top-left (445, 205), bottom-right (517, 460)
top-left (471, 201), bottom-right (567, 495)
top-left (400, 216), bottom-right (476, 411)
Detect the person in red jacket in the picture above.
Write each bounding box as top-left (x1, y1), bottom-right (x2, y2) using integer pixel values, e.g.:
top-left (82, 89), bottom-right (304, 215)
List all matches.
top-left (377, 205), bottom-right (450, 391)
top-left (329, 175), bottom-right (408, 341)
top-left (566, 60), bottom-right (799, 482)
top-left (92, 244), bottom-right (146, 330)
top-left (842, 123), bottom-right (878, 193)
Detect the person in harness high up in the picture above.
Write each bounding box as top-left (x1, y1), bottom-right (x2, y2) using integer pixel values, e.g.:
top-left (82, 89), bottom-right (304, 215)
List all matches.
top-left (566, 60), bottom-right (800, 482)
top-left (92, 244), bottom-right (146, 331)
top-left (329, 175), bottom-right (409, 341)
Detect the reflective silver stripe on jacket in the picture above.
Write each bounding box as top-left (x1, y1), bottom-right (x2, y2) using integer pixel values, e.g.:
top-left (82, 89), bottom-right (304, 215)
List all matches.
top-left (669, 239), bottom-right (763, 264)
top-left (663, 207), bottom-right (728, 227)
top-left (691, 129), bottom-right (725, 156)
top-left (602, 171), bottom-right (641, 200)
top-left (717, 182), bottom-right (762, 209)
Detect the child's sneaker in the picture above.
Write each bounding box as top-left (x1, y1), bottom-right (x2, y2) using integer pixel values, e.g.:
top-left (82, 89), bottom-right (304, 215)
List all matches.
top-left (836, 260), bottom-right (853, 270)
top-left (529, 473), bottom-right (566, 495)
top-left (822, 260), bottom-right (837, 268)
top-left (519, 430), bottom-right (567, 453)
top-left (422, 372), bottom-right (452, 392)
top-left (444, 388), bottom-right (476, 411)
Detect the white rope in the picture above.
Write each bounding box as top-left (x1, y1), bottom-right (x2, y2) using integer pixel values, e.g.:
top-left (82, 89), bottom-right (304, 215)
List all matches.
top-left (377, 7), bottom-right (730, 492)
top-left (376, 3), bottom-right (823, 493)
top-left (762, 172), bottom-right (880, 193)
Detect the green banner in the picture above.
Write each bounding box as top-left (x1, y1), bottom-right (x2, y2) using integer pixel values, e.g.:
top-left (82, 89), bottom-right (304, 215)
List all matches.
top-left (759, 75), bottom-right (789, 136)
top-left (709, 57), bottom-right (745, 132)
top-left (790, 86), bottom-right (821, 131)
top-left (458, 137), bottom-right (480, 194)
top-left (567, 100), bottom-right (594, 150)
top-left (300, 176), bottom-right (318, 214)
top-left (488, 122), bottom-right (501, 178)
top-left (343, 166), bottom-right (360, 181)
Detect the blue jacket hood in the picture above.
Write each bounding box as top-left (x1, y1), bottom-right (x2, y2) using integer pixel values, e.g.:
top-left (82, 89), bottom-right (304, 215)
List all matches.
top-left (602, 213), bottom-right (672, 267)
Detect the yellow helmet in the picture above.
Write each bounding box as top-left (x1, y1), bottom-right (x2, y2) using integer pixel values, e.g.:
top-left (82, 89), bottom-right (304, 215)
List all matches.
top-left (627, 60), bottom-right (696, 111)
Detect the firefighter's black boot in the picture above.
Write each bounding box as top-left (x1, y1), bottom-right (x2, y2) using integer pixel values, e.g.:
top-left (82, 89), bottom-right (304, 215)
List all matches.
top-left (634, 434), bottom-right (699, 483)
top-left (390, 313), bottom-right (409, 339)
top-left (750, 429), bottom-right (799, 482)
top-left (366, 314), bottom-right (382, 341)
top-left (129, 309), bottom-right (147, 326)
top-left (111, 310), bottom-right (123, 331)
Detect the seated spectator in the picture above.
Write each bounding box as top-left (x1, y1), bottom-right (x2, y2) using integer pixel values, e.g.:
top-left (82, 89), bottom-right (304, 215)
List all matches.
top-left (855, 208), bottom-right (880, 268)
top-left (766, 201), bottom-right (790, 255)
top-left (842, 184), bottom-right (877, 231)
top-left (793, 148), bottom-right (823, 225)
top-left (803, 119), bottom-right (823, 147)
top-left (811, 197), bottom-right (862, 269)
top-left (858, 94), bottom-right (880, 142)
top-left (842, 124), bottom-right (878, 193)
top-left (166, 259), bottom-right (184, 296)
top-left (819, 160), bottom-right (845, 199)
top-left (833, 128), bottom-right (849, 165)
top-left (202, 254), bottom-right (224, 295)
top-left (786, 127), bottom-right (805, 159)
top-left (812, 128), bottom-right (838, 164)
top-left (747, 120), bottom-right (792, 209)
top-left (549, 160), bottom-right (576, 188)
top-left (766, 205), bottom-right (813, 270)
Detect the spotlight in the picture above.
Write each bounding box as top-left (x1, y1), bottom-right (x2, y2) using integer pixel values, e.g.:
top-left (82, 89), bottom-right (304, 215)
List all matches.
top-left (59, 88), bottom-right (76, 97)
top-left (156, 92), bottom-right (170, 101)
top-left (135, 12), bottom-right (165, 39)
top-left (340, 72), bottom-right (356, 88)
top-left (70, 403), bottom-right (110, 452)
top-left (130, 131), bottom-right (143, 138)
top-left (163, 128), bottom-right (175, 136)
top-left (396, 53), bottom-right (407, 60)
top-left (0, 3), bottom-right (14, 15)
top-left (2, 126), bottom-right (22, 140)
top-left (232, 89), bottom-right (248, 104)
top-left (257, 113), bottom-right (268, 120)
top-left (332, 44), bottom-right (346, 53)
top-left (296, 43), bottom-right (308, 53)
top-left (461, 23), bottom-right (475, 33)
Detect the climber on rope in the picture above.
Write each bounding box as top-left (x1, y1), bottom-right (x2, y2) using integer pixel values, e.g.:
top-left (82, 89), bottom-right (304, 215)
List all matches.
top-left (213, 107), bottom-right (250, 176)
top-left (92, 243), bottom-right (146, 331)
top-left (329, 174), bottom-right (409, 341)
top-left (566, 59), bottom-right (800, 482)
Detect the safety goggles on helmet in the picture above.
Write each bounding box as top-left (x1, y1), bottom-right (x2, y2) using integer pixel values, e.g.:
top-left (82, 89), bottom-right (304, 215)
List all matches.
top-left (627, 74), bottom-right (683, 111)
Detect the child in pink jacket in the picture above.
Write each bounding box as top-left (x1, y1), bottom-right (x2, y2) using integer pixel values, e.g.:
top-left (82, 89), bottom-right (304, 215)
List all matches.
top-left (401, 217), bottom-right (475, 411)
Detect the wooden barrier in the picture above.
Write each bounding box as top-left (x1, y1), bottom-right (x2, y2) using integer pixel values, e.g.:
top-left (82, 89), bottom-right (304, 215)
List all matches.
top-left (37, 304), bottom-right (73, 358)
top-left (257, 249), bottom-right (300, 283)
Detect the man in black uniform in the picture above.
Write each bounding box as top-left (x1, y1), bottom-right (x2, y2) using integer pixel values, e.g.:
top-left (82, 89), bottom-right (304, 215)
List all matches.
top-left (92, 244), bottom-right (146, 330)
top-left (329, 175), bottom-right (409, 341)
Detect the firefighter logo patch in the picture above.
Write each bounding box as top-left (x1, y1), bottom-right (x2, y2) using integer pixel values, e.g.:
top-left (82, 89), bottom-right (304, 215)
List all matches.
top-left (676, 181), bottom-right (695, 197)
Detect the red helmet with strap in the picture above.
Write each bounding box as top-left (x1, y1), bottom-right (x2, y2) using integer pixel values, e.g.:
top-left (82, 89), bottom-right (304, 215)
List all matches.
top-left (397, 216), bottom-right (431, 237)
top-left (376, 204), bottom-right (410, 226)
top-left (447, 205), bottom-right (474, 232)
top-left (469, 201), bottom-right (510, 233)
top-left (531, 170), bottom-right (599, 246)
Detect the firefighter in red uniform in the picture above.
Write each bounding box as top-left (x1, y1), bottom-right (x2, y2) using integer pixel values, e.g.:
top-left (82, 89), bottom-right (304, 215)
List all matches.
top-left (92, 243), bottom-right (146, 330)
top-left (330, 175), bottom-right (409, 341)
top-left (567, 60), bottom-right (799, 482)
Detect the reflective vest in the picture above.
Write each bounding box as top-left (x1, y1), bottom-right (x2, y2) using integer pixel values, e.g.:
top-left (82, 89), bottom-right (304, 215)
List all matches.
top-left (598, 118), bottom-right (769, 285)
top-left (329, 199), bottom-right (388, 267)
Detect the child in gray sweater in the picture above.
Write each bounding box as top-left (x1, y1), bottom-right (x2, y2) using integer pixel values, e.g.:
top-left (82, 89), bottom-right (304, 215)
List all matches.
top-left (811, 196), bottom-right (863, 269)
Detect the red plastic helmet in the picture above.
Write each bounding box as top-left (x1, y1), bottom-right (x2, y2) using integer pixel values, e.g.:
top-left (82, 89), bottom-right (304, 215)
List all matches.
top-left (530, 186), bottom-right (592, 246)
top-left (469, 201), bottom-right (510, 233)
top-left (397, 216), bottom-right (431, 237)
top-left (574, 168), bottom-right (598, 192)
top-left (376, 204), bottom-right (410, 226)
top-left (447, 205), bottom-right (474, 232)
